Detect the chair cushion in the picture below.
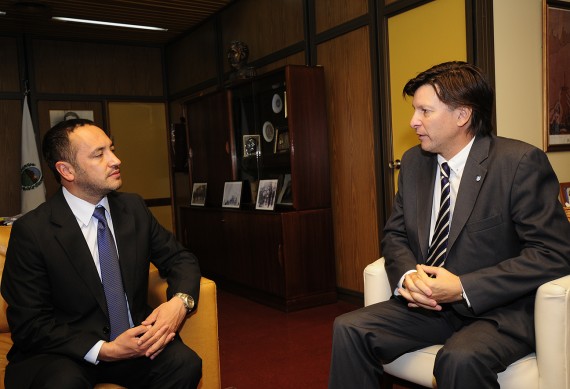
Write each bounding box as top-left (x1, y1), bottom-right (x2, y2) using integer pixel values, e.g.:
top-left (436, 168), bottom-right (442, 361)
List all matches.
top-left (383, 345), bottom-right (538, 389)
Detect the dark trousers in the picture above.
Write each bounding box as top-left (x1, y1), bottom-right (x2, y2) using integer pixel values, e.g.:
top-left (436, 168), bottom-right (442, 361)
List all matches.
top-left (328, 298), bottom-right (531, 389)
top-left (5, 336), bottom-right (202, 389)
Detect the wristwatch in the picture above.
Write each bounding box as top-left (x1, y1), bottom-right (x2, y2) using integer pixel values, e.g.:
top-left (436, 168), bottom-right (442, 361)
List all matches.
top-left (174, 292), bottom-right (195, 314)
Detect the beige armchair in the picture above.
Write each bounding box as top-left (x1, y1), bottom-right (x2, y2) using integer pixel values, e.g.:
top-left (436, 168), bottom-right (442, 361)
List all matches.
top-left (364, 257), bottom-right (570, 389)
top-left (0, 225), bottom-right (221, 389)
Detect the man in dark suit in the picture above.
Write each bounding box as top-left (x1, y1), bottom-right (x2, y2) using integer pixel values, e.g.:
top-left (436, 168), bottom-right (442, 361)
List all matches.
top-left (328, 61), bottom-right (570, 389)
top-left (1, 119), bottom-right (202, 388)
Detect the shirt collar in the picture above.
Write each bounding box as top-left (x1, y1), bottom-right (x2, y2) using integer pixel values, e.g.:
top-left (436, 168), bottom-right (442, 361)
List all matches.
top-left (62, 187), bottom-right (110, 227)
top-left (437, 136), bottom-right (475, 176)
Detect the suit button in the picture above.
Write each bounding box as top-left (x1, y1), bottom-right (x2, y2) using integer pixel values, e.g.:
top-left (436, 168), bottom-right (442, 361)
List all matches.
top-left (103, 326), bottom-right (110, 334)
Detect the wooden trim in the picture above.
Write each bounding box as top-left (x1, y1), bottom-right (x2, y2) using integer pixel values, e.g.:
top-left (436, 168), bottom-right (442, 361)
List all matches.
top-left (144, 198), bottom-right (172, 207)
top-left (314, 14), bottom-right (370, 45)
top-left (465, 0), bottom-right (496, 133)
top-left (337, 286), bottom-right (364, 307)
top-left (383, 0), bottom-right (434, 17)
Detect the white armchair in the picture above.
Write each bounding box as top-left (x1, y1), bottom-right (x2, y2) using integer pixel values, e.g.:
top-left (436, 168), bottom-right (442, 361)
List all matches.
top-left (363, 258), bottom-right (570, 389)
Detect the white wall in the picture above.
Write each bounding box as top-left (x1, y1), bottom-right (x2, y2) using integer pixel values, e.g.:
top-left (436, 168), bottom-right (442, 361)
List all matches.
top-left (494, 0), bottom-right (570, 182)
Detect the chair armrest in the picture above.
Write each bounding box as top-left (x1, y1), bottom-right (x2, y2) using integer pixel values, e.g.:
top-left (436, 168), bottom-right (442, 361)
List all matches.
top-left (535, 274), bottom-right (570, 389)
top-left (148, 266), bottom-right (221, 389)
top-left (363, 258), bottom-right (392, 307)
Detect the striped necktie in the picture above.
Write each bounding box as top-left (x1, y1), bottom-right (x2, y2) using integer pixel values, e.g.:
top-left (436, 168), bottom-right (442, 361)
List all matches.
top-left (93, 206), bottom-right (130, 340)
top-left (426, 162), bottom-right (451, 268)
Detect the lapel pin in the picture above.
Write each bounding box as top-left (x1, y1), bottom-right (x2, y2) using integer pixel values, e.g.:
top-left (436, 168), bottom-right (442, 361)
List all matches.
top-left (476, 175), bottom-right (481, 182)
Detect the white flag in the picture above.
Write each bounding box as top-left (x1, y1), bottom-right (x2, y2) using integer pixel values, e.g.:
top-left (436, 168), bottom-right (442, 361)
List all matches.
top-left (21, 95), bottom-right (46, 214)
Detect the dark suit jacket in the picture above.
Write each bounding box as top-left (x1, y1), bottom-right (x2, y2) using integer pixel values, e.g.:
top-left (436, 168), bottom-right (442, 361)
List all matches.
top-left (381, 133), bottom-right (570, 346)
top-left (1, 189), bottom-right (201, 364)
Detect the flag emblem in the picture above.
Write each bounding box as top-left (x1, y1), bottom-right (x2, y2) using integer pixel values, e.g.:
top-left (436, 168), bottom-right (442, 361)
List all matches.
top-left (21, 162), bottom-right (44, 191)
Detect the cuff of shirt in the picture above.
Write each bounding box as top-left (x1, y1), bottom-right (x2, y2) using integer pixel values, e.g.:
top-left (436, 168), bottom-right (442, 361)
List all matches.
top-left (84, 340), bottom-right (105, 365)
top-left (394, 269), bottom-right (418, 295)
top-left (459, 278), bottom-right (472, 307)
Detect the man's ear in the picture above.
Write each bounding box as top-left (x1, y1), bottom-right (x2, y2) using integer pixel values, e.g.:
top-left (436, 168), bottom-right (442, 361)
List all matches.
top-left (457, 106), bottom-right (472, 127)
top-left (55, 161), bottom-right (74, 182)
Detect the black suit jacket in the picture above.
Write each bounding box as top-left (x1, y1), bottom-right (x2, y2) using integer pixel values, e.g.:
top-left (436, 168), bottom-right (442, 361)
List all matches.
top-left (381, 133), bottom-right (570, 346)
top-left (1, 189), bottom-right (201, 363)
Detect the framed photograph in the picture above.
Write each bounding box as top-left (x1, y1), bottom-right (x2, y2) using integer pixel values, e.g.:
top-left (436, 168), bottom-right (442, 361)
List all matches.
top-left (560, 182), bottom-right (570, 206)
top-left (243, 134), bottom-right (261, 158)
top-left (255, 179), bottom-right (278, 210)
top-left (222, 181), bottom-right (243, 208)
top-left (275, 131), bottom-right (290, 153)
top-left (191, 183), bottom-right (207, 206)
top-left (49, 110), bottom-right (95, 127)
top-left (543, 0), bottom-right (570, 151)
top-left (277, 174), bottom-right (293, 205)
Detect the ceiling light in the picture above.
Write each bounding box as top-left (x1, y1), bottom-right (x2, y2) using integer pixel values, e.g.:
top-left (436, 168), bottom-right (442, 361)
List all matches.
top-left (0, 11), bottom-right (6, 15)
top-left (52, 16), bottom-right (168, 31)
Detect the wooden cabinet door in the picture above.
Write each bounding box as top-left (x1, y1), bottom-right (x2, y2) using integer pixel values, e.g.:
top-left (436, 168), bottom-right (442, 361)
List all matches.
top-left (180, 207), bottom-right (225, 279)
top-left (186, 91), bottom-right (233, 207)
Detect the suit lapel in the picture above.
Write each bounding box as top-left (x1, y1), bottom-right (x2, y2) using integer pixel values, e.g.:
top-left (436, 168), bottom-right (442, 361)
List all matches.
top-left (448, 134), bottom-right (491, 251)
top-left (49, 189), bottom-right (108, 311)
top-left (417, 153), bottom-right (437, 259)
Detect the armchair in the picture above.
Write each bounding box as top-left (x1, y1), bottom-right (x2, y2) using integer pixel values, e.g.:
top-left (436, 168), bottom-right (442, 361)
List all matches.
top-left (0, 225), bottom-right (221, 389)
top-left (364, 257), bottom-right (570, 389)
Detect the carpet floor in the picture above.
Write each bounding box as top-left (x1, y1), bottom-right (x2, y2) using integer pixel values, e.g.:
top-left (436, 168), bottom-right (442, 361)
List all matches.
top-left (217, 289), bottom-right (411, 389)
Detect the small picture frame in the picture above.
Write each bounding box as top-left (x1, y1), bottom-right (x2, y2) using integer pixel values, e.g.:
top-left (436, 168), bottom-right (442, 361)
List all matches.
top-left (275, 131), bottom-right (290, 153)
top-left (191, 183), bottom-right (207, 206)
top-left (277, 174), bottom-right (293, 205)
top-left (222, 181), bottom-right (243, 208)
top-left (255, 179), bottom-right (278, 210)
top-left (560, 182), bottom-right (570, 206)
top-left (243, 134), bottom-right (261, 158)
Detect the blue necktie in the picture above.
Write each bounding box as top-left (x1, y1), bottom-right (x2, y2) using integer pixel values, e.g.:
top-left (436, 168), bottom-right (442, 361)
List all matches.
top-left (93, 206), bottom-right (130, 340)
top-left (426, 162), bottom-right (451, 268)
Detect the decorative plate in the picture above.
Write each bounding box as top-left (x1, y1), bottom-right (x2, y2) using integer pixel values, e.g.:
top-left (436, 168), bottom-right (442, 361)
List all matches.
top-left (262, 121), bottom-right (275, 142)
top-left (272, 94), bottom-right (283, 114)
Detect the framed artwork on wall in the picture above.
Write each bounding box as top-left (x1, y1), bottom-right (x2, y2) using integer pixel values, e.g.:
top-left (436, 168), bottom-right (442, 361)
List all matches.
top-left (543, 0), bottom-right (570, 151)
top-left (49, 110), bottom-right (95, 127)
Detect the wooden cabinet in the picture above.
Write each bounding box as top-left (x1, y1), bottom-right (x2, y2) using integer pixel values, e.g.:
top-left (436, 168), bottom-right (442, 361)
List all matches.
top-left (180, 65), bottom-right (336, 311)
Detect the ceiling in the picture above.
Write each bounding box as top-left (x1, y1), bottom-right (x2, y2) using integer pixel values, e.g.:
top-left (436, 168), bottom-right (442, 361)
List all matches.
top-left (0, 0), bottom-right (233, 45)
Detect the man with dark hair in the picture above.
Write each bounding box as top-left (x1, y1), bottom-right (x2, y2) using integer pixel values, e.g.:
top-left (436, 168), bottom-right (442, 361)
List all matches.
top-left (2, 119), bottom-right (202, 388)
top-left (328, 61), bottom-right (570, 388)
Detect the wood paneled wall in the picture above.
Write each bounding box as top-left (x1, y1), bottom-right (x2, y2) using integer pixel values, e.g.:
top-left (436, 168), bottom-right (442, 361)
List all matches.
top-left (0, 37), bottom-right (20, 93)
top-left (0, 37), bottom-right (166, 217)
top-left (220, 0), bottom-right (304, 72)
top-left (32, 40), bottom-right (164, 96)
top-left (0, 100), bottom-right (23, 216)
top-left (167, 21), bottom-right (218, 96)
top-left (315, 0), bottom-right (368, 33)
top-left (317, 26), bottom-right (379, 292)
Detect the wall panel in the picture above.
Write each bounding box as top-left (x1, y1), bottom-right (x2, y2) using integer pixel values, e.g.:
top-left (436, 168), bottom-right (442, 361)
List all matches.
top-left (220, 0), bottom-right (304, 72)
top-left (0, 37), bottom-right (20, 93)
top-left (315, 0), bottom-right (368, 33)
top-left (317, 27), bottom-right (379, 292)
top-left (0, 100), bottom-right (23, 216)
top-left (166, 21), bottom-right (218, 95)
top-left (32, 40), bottom-right (164, 96)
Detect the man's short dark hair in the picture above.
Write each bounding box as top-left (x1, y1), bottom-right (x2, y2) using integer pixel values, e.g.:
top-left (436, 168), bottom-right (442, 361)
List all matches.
top-left (42, 119), bottom-right (95, 183)
top-left (403, 61), bottom-right (494, 136)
